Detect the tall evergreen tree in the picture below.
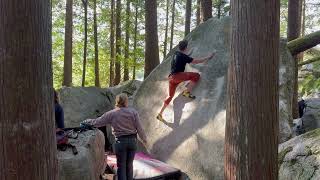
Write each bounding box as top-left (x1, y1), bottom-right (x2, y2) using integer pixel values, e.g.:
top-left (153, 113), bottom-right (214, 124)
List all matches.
top-left (185, 0), bottom-right (192, 36)
top-left (94, 0), bottom-right (100, 87)
top-left (169, 0), bottom-right (176, 51)
top-left (0, 1), bottom-right (58, 179)
top-left (81, 0), bottom-right (88, 87)
top-left (163, 0), bottom-right (170, 57)
top-left (225, 0), bottom-right (280, 179)
top-left (144, 0), bottom-right (160, 78)
top-left (114, 0), bottom-right (122, 85)
top-left (133, 0), bottom-right (139, 80)
top-left (196, 0), bottom-right (201, 25)
top-left (109, 0), bottom-right (115, 86)
top-left (200, 0), bottom-right (212, 22)
top-left (288, 0), bottom-right (302, 119)
top-left (124, 0), bottom-right (130, 81)
top-left (63, 0), bottom-right (73, 87)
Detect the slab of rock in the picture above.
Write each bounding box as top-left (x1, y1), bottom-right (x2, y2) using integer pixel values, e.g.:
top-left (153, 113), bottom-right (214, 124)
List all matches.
top-left (133, 17), bottom-right (294, 179)
top-left (109, 80), bottom-right (142, 97)
top-left (57, 130), bottom-right (106, 180)
top-left (59, 87), bottom-right (115, 127)
top-left (279, 129), bottom-right (320, 180)
top-left (301, 98), bottom-right (320, 132)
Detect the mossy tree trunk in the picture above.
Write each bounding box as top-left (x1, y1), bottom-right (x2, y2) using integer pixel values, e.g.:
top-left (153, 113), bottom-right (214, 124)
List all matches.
top-left (287, 30), bottom-right (320, 56)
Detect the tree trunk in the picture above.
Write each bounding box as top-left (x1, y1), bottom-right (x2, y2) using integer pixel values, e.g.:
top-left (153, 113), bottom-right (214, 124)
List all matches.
top-left (224, 0), bottom-right (280, 179)
top-left (169, 0), bottom-right (176, 51)
top-left (287, 30), bottom-right (320, 56)
top-left (144, 0), bottom-right (160, 78)
top-left (94, 0), bottom-right (100, 87)
top-left (298, 56), bottom-right (320, 66)
top-left (200, 0), bottom-right (212, 22)
top-left (124, 0), bottom-right (130, 81)
top-left (217, 2), bottom-right (221, 19)
top-left (114, 0), bottom-right (121, 85)
top-left (81, 0), bottom-right (88, 87)
top-left (109, 0), bottom-right (115, 86)
top-left (288, 0), bottom-right (302, 119)
top-left (133, 1), bottom-right (138, 80)
top-left (0, 1), bottom-right (58, 179)
top-left (163, 0), bottom-right (170, 58)
top-left (196, 0), bottom-right (201, 25)
top-left (185, 0), bottom-right (192, 37)
top-left (63, 0), bottom-right (73, 87)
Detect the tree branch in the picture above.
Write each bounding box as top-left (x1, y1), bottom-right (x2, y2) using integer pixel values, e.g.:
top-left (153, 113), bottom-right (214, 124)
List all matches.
top-left (298, 56), bottom-right (320, 66)
top-left (287, 30), bottom-right (320, 56)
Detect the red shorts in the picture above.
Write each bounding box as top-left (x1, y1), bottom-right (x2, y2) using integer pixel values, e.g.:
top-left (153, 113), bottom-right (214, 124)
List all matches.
top-left (164, 72), bottom-right (200, 105)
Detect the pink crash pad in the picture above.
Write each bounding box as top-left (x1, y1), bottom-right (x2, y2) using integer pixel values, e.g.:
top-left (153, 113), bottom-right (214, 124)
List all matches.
top-left (105, 152), bottom-right (181, 179)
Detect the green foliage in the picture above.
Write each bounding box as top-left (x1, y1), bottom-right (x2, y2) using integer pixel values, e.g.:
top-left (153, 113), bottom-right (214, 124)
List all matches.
top-left (299, 50), bottom-right (320, 96)
top-left (52, 0), bottom-right (320, 94)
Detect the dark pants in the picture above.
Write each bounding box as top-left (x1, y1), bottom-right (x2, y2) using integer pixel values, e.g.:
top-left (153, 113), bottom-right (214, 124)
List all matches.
top-left (114, 136), bottom-right (137, 180)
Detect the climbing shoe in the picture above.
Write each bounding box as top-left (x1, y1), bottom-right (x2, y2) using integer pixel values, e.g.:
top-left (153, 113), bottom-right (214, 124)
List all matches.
top-left (182, 90), bottom-right (196, 99)
top-left (156, 114), bottom-right (165, 122)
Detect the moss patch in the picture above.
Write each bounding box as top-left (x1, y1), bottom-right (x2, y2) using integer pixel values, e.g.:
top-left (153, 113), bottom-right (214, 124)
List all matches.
top-left (279, 146), bottom-right (293, 165)
top-left (303, 129), bottom-right (320, 139)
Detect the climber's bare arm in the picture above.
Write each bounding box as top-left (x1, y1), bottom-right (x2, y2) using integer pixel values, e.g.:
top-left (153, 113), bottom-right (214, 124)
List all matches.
top-left (191, 53), bottom-right (215, 64)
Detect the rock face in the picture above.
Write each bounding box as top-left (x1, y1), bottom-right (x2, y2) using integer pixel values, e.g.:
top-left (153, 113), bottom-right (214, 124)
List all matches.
top-left (57, 130), bottom-right (105, 180)
top-left (109, 80), bottom-right (142, 97)
top-left (133, 17), bottom-right (294, 179)
top-left (279, 129), bottom-right (320, 180)
top-left (301, 98), bottom-right (320, 132)
top-left (59, 87), bottom-right (115, 127)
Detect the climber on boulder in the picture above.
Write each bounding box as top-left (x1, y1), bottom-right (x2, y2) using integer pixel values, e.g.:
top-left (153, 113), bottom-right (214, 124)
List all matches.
top-left (156, 40), bottom-right (215, 122)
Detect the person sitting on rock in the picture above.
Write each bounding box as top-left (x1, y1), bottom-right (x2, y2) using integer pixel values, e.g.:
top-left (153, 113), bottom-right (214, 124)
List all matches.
top-left (54, 90), bottom-right (65, 129)
top-left (157, 40), bottom-right (215, 122)
top-left (82, 93), bottom-right (147, 180)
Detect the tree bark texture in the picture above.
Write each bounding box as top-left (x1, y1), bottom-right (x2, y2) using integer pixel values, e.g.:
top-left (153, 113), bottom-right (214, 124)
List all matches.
top-left (124, 0), bottom-right (130, 81)
top-left (133, 1), bottom-right (138, 80)
top-left (169, 0), bottom-right (176, 51)
top-left (109, 0), bottom-right (115, 86)
top-left (185, 0), bottom-right (192, 37)
top-left (163, 0), bottom-right (170, 58)
top-left (0, 1), bottom-right (58, 179)
top-left (287, 30), bottom-right (320, 56)
top-left (94, 0), bottom-right (100, 87)
top-left (200, 0), bottom-right (212, 22)
top-left (144, 0), bottom-right (160, 78)
top-left (288, 0), bottom-right (302, 119)
top-left (224, 0), bottom-right (280, 179)
top-left (63, 0), bottom-right (73, 87)
top-left (81, 0), bottom-right (88, 87)
top-left (114, 0), bottom-right (121, 85)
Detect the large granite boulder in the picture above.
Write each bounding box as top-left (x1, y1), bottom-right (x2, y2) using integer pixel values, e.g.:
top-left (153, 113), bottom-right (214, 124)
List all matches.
top-left (301, 98), bottom-right (320, 132)
top-left (59, 87), bottom-right (115, 127)
top-left (278, 129), bottom-right (320, 180)
top-left (133, 17), bottom-right (294, 179)
top-left (109, 80), bottom-right (142, 97)
top-left (57, 130), bottom-right (106, 180)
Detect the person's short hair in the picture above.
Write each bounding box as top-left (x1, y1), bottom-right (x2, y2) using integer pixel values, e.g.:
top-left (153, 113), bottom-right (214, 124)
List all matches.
top-left (115, 93), bottom-right (128, 108)
top-left (178, 40), bottom-right (188, 51)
